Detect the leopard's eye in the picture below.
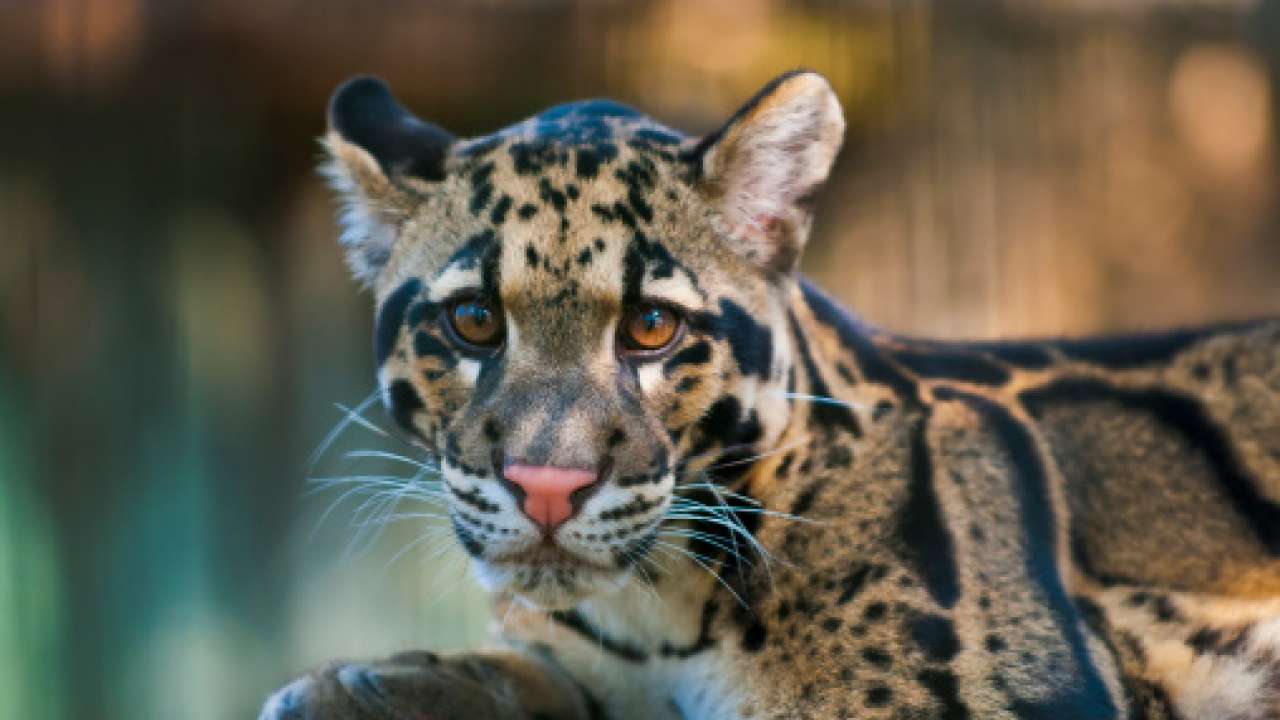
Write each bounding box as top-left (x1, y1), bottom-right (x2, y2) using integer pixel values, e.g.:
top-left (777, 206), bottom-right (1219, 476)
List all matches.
top-left (621, 304), bottom-right (682, 355)
top-left (447, 299), bottom-right (504, 350)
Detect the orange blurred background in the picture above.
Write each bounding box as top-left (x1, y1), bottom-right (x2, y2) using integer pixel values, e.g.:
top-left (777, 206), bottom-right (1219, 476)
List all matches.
top-left (1, 1), bottom-right (1277, 718)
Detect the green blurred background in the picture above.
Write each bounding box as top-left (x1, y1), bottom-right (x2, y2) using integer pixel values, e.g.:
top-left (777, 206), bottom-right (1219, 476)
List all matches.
top-left (2, 1), bottom-right (1279, 718)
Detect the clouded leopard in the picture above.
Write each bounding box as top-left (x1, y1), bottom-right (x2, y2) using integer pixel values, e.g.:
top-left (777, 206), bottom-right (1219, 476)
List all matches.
top-left (261, 71), bottom-right (1280, 719)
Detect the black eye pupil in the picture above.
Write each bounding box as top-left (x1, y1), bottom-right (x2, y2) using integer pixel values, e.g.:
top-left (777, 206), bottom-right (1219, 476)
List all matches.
top-left (642, 308), bottom-right (663, 330)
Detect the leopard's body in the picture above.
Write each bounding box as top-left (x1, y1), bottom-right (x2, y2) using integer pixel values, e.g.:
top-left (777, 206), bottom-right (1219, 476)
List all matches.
top-left (262, 72), bottom-right (1280, 719)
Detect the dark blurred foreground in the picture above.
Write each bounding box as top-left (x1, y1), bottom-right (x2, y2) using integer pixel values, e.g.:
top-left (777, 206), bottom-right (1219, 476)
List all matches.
top-left (1, 2), bottom-right (1278, 718)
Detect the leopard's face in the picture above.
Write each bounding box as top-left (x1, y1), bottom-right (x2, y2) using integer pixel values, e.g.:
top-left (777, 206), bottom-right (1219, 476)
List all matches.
top-left (323, 74), bottom-right (843, 608)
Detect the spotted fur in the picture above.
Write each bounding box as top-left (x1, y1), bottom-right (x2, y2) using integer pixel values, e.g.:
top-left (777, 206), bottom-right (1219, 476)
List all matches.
top-left (262, 72), bottom-right (1280, 719)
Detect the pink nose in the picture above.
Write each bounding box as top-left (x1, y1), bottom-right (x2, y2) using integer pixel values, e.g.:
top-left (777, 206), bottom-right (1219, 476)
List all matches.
top-left (503, 464), bottom-right (598, 531)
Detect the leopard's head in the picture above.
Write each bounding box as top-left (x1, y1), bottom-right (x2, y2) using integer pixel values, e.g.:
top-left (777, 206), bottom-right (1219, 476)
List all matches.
top-left (322, 72), bottom-right (844, 609)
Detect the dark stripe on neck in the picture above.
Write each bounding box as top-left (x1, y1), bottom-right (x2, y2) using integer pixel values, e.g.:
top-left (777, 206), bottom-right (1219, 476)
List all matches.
top-left (786, 310), bottom-right (862, 438)
top-left (1021, 378), bottom-right (1280, 555)
top-left (935, 387), bottom-right (1119, 720)
top-left (798, 279), bottom-right (919, 403)
top-left (549, 609), bottom-right (649, 663)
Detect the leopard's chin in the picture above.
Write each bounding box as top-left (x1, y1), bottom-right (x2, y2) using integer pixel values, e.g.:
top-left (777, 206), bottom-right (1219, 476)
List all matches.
top-left (470, 558), bottom-right (633, 611)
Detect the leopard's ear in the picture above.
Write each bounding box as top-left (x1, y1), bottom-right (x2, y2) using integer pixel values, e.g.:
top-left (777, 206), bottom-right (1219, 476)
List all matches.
top-left (320, 76), bottom-right (455, 287)
top-left (694, 71), bottom-right (844, 274)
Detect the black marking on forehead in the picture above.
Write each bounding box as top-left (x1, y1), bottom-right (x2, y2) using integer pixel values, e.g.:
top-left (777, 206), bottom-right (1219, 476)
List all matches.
top-left (447, 229), bottom-right (497, 271)
top-left (590, 203), bottom-right (614, 223)
top-left (375, 278), bottom-right (422, 367)
top-left (621, 231), bottom-right (683, 305)
top-left (517, 202), bottom-right (539, 220)
top-left (467, 161), bottom-right (497, 218)
top-left (575, 144), bottom-right (619, 179)
top-left (489, 195), bottom-right (512, 225)
top-left (616, 157), bottom-right (657, 224)
top-left (510, 140), bottom-right (567, 175)
top-left (538, 178), bottom-right (568, 213)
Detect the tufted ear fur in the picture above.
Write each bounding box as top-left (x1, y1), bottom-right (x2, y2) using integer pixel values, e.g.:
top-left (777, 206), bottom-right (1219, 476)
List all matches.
top-left (320, 76), bottom-right (455, 287)
top-left (695, 71), bottom-right (845, 274)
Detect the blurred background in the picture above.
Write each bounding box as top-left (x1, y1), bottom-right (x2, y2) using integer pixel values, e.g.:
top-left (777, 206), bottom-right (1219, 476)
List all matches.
top-left (2, 1), bottom-right (1279, 717)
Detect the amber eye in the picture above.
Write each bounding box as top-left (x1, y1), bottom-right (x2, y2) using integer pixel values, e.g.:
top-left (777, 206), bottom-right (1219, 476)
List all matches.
top-left (447, 299), bottom-right (504, 349)
top-left (621, 304), bottom-right (682, 354)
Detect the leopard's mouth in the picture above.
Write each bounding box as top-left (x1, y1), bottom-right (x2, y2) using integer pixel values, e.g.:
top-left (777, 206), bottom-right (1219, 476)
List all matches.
top-left (470, 529), bottom-right (659, 609)
top-left (488, 544), bottom-right (615, 572)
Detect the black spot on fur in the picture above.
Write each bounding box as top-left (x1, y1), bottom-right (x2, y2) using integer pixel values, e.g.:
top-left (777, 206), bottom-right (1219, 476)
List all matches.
top-left (791, 481), bottom-right (826, 516)
top-left (590, 203), bottom-right (614, 223)
top-left (741, 621), bottom-right (767, 653)
top-left (863, 602), bottom-right (887, 621)
top-left (518, 203), bottom-right (539, 220)
top-left (525, 245), bottom-right (540, 267)
top-left (489, 194), bottom-right (512, 225)
top-left (836, 563), bottom-right (874, 606)
top-left (509, 140), bottom-right (564, 175)
top-left (917, 668), bottom-right (971, 720)
top-left (865, 685), bottom-right (892, 707)
top-left (862, 646), bottom-right (892, 668)
top-left (539, 178), bottom-right (568, 213)
top-left (909, 613), bottom-right (960, 662)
